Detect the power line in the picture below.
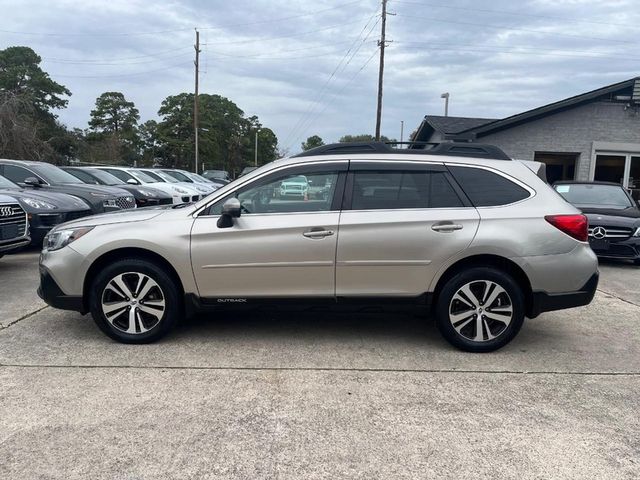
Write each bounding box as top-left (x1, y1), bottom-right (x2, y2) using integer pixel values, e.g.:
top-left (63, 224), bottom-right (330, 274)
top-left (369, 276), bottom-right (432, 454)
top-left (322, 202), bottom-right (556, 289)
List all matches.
top-left (393, 41), bottom-right (640, 61)
top-left (49, 61), bottom-right (192, 78)
top-left (41, 46), bottom-right (193, 64)
top-left (288, 47), bottom-right (380, 150)
top-left (394, 13), bottom-right (635, 45)
top-left (42, 51), bottom-right (192, 66)
top-left (198, 0), bottom-right (367, 30)
top-left (204, 40), bottom-right (361, 59)
top-left (206, 18), bottom-right (371, 46)
top-left (281, 12), bottom-right (381, 149)
top-left (390, 0), bottom-right (638, 29)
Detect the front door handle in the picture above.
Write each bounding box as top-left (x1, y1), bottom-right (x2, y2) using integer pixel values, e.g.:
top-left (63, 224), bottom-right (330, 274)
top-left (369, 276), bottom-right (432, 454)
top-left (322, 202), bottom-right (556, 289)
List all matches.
top-left (431, 222), bottom-right (463, 232)
top-left (303, 228), bottom-right (335, 239)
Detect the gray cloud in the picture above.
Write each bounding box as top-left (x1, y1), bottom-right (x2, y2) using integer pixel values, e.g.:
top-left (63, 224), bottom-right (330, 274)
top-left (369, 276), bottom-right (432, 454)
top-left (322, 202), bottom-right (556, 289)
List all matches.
top-left (1, 0), bottom-right (639, 153)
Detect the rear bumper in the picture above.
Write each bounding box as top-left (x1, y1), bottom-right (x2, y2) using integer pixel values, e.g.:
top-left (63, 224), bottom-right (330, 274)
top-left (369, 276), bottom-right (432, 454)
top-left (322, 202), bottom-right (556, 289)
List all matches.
top-left (37, 266), bottom-right (86, 313)
top-left (528, 272), bottom-right (599, 318)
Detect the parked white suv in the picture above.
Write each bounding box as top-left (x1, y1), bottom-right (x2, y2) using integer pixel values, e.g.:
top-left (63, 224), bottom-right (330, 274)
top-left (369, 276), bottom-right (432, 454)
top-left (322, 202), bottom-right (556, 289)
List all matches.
top-left (38, 142), bottom-right (598, 352)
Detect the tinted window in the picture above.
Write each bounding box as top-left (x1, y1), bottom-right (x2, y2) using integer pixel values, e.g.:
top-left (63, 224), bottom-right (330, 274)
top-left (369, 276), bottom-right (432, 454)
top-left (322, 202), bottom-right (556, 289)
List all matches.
top-left (32, 164), bottom-right (83, 184)
top-left (351, 171), bottom-right (462, 210)
top-left (210, 171), bottom-right (340, 215)
top-left (0, 174), bottom-right (19, 189)
top-left (103, 169), bottom-right (136, 183)
top-left (3, 165), bottom-right (40, 184)
top-left (66, 169), bottom-right (98, 184)
top-left (448, 166), bottom-right (529, 206)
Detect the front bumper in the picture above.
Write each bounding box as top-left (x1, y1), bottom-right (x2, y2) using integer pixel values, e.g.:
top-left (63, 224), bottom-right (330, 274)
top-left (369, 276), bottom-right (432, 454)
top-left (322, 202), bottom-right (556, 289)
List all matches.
top-left (589, 236), bottom-right (640, 260)
top-left (37, 266), bottom-right (86, 313)
top-left (528, 272), bottom-right (599, 318)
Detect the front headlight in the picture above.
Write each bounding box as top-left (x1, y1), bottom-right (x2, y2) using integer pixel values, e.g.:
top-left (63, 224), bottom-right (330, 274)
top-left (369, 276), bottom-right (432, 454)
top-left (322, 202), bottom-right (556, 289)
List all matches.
top-left (138, 189), bottom-right (154, 197)
top-left (633, 227), bottom-right (640, 237)
top-left (43, 227), bottom-right (94, 252)
top-left (23, 197), bottom-right (57, 210)
top-left (173, 187), bottom-right (188, 194)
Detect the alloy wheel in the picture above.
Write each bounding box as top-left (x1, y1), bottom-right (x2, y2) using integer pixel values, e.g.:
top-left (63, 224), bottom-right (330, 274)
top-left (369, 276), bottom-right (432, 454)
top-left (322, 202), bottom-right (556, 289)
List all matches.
top-left (448, 280), bottom-right (513, 342)
top-left (100, 272), bottom-right (166, 334)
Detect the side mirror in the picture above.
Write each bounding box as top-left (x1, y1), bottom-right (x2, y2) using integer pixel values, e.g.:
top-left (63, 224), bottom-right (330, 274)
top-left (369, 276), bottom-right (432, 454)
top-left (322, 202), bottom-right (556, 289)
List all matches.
top-left (127, 178), bottom-right (139, 185)
top-left (23, 177), bottom-right (42, 187)
top-left (217, 198), bottom-right (241, 228)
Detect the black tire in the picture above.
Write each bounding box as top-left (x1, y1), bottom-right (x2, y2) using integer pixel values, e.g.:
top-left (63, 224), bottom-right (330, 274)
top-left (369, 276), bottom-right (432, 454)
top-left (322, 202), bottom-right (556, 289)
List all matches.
top-left (89, 258), bottom-right (181, 344)
top-left (435, 266), bottom-right (525, 353)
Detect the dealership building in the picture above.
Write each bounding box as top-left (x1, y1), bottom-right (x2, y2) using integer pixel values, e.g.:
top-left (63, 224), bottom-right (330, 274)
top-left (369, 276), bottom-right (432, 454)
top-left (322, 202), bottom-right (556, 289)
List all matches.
top-left (412, 77), bottom-right (640, 199)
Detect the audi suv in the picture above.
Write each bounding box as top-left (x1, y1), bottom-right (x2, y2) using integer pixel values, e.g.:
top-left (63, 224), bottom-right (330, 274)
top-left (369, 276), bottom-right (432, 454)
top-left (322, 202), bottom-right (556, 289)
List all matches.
top-left (38, 142), bottom-right (599, 352)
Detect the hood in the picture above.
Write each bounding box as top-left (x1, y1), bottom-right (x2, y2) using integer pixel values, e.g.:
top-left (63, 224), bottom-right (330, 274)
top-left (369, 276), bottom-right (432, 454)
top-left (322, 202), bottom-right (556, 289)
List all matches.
top-left (51, 183), bottom-right (132, 197)
top-left (118, 184), bottom-right (172, 199)
top-left (577, 205), bottom-right (640, 219)
top-left (58, 205), bottom-right (170, 229)
top-left (0, 188), bottom-right (89, 211)
top-left (0, 193), bottom-right (18, 204)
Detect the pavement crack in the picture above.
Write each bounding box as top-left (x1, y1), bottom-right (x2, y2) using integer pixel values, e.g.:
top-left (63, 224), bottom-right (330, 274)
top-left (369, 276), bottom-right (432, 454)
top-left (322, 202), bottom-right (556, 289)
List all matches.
top-left (0, 363), bottom-right (639, 376)
top-left (0, 305), bottom-right (49, 330)
top-left (597, 288), bottom-right (640, 308)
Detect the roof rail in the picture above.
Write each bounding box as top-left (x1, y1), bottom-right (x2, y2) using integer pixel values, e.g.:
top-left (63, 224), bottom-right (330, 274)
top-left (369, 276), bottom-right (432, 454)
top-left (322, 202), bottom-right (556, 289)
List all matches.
top-left (292, 141), bottom-right (511, 160)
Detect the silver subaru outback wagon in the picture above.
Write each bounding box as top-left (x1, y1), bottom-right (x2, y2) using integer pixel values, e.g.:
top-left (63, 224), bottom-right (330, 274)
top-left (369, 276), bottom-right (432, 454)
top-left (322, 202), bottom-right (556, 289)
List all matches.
top-left (38, 142), bottom-right (598, 352)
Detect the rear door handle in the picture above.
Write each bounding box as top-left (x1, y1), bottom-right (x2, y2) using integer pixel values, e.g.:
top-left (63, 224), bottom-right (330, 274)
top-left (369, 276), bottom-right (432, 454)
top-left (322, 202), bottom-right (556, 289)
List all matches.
top-left (303, 228), bottom-right (335, 239)
top-left (431, 223), bottom-right (463, 232)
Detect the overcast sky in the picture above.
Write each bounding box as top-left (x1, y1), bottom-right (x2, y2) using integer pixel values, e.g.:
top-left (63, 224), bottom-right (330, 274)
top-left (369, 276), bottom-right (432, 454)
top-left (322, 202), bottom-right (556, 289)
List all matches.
top-left (2, 0), bottom-right (639, 154)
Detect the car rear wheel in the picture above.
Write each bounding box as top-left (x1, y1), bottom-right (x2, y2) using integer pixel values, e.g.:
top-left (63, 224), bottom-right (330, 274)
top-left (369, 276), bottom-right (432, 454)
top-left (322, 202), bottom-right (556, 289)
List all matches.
top-left (435, 267), bottom-right (525, 352)
top-left (89, 258), bottom-right (181, 343)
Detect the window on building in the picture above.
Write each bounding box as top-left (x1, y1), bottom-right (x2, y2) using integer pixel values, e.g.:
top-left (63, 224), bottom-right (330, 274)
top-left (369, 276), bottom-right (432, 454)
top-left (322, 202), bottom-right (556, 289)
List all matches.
top-left (594, 154), bottom-right (626, 184)
top-left (534, 152), bottom-right (577, 184)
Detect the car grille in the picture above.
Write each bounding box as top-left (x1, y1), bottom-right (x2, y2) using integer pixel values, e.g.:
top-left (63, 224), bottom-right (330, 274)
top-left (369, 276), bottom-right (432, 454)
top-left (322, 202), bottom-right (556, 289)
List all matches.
top-left (181, 196), bottom-right (190, 203)
top-left (191, 195), bottom-right (199, 202)
top-left (0, 204), bottom-right (28, 241)
top-left (116, 196), bottom-right (136, 210)
top-left (588, 226), bottom-right (633, 241)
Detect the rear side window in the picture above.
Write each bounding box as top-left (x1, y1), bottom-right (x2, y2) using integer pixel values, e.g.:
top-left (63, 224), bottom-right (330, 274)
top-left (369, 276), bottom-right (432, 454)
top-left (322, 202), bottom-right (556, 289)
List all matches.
top-left (448, 166), bottom-right (530, 207)
top-left (351, 171), bottom-right (463, 210)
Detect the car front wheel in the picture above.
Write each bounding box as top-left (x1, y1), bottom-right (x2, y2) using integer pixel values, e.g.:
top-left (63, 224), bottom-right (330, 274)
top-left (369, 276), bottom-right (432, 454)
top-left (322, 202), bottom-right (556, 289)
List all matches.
top-left (89, 258), bottom-right (181, 343)
top-left (435, 267), bottom-right (525, 352)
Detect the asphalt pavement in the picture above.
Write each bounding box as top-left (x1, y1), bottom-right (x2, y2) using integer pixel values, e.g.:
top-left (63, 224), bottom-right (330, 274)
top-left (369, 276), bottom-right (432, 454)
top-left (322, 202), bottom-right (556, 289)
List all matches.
top-left (0, 251), bottom-right (638, 479)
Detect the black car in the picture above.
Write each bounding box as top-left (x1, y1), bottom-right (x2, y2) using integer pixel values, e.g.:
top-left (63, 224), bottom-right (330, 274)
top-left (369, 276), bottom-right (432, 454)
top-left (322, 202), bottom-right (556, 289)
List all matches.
top-left (0, 174), bottom-right (93, 245)
top-left (61, 167), bottom-right (173, 208)
top-left (0, 159), bottom-right (136, 214)
top-left (554, 181), bottom-right (640, 265)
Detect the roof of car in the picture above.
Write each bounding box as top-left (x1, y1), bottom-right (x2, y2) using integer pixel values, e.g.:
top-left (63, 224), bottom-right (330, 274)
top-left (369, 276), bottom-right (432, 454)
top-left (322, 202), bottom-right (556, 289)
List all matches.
top-left (0, 158), bottom-right (48, 167)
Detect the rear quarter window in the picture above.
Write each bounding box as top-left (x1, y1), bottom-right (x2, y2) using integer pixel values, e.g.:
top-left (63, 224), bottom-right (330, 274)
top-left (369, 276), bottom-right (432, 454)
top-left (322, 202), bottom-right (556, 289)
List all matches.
top-left (448, 166), bottom-right (530, 207)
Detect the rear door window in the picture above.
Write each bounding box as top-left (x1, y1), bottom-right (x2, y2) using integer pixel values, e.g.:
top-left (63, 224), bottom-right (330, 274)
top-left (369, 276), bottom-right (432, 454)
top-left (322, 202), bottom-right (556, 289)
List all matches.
top-left (448, 166), bottom-right (530, 207)
top-left (349, 170), bottom-right (463, 210)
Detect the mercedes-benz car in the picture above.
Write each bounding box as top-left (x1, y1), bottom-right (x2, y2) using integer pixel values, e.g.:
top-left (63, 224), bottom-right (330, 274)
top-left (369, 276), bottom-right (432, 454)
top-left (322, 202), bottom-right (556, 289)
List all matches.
top-left (61, 167), bottom-right (173, 208)
top-left (38, 142), bottom-right (598, 352)
top-left (0, 159), bottom-right (135, 214)
top-left (137, 168), bottom-right (212, 197)
top-left (0, 174), bottom-right (92, 245)
top-left (553, 181), bottom-right (640, 265)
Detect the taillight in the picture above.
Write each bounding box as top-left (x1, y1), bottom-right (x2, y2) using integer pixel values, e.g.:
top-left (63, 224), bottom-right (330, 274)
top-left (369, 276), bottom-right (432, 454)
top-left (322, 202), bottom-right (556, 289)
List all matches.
top-left (545, 214), bottom-right (588, 242)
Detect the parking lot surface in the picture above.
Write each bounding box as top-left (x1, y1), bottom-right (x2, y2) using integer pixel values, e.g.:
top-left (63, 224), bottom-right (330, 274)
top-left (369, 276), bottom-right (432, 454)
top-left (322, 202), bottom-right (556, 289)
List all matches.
top-left (1, 251), bottom-right (639, 479)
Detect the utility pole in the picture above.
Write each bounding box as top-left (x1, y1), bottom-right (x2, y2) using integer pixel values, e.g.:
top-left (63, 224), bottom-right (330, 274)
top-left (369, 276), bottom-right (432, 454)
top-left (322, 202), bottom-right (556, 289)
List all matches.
top-left (400, 120), bottom-right (404, 146)
top-left (254, 129), bottom-right (260, 167)
top-left (193, 29), bottom-right (201, 173)
top-left (375, 0), bottom-right (388, 141)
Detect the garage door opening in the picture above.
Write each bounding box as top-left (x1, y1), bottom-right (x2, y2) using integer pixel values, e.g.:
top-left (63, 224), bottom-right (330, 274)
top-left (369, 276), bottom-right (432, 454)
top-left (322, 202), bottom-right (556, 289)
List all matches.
top-left (533, 152), bottom-right (577, 184)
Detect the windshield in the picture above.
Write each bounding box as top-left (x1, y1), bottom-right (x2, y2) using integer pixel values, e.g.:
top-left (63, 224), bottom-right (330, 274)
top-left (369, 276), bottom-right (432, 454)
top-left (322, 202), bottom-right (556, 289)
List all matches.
top-left (34, 164), bottom-right (84, 184)
top-left (163, 170), bottom-right (192, 182)
top-left (0, 175), bottom-right (19, 189)
top-left (141, 170), bottom-right (177, 183)
top-left (127, 169), bottom-right (158, 184)
top-left (555, 184), bottom-right (633, 207)
top-left (189, 173), bottom-right (210, 183)
top-left (88, 169), bottom-right (125, 185)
